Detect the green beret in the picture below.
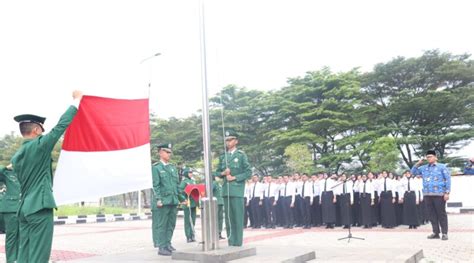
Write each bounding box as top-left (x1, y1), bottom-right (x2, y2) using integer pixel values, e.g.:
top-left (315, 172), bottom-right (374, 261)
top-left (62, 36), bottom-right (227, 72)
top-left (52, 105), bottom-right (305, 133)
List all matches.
top-left (156, 143), bottom-right (172, 151)
top-left (14, 114), bottom-right (46, 132)
top-left (224, 129), bottom-right (238, 140)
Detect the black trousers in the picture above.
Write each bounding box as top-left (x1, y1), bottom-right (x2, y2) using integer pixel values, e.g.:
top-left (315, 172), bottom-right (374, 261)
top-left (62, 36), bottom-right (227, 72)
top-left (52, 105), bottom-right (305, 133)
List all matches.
top-left (424, 195), bottom-right (448, 235)
top-left (250, 197), bottom-right (262, 227)
top-left (263, 197), bottom-right (275, 227)
top-left (282, 196), bottom-right (294, 227)
top-left (302, 196), bottom-right (312, 227)
top-left (244, 197), bottom-right (249, 227)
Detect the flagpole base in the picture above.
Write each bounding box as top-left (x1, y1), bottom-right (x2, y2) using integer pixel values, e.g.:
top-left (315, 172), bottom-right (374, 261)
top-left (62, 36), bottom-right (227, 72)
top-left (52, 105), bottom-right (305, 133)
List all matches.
top-left (171, 245), bottom-right (256, 262)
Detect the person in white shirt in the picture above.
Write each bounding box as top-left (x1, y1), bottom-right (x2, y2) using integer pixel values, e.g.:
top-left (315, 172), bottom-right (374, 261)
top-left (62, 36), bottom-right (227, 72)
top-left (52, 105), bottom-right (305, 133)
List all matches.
top-left (358, 174), bottom-right (375, 228)
top-left (368, 172), bottom-right (379, 226)
top-left (281, 175), bottom-right (296, 229)
top-left (311, 174), bottom-right (322, 227)
top-left (275, 176), bottom-right (285, 227)
top-left (300, 174), bottom-right (314, 229)
top-left (379, 171), bottom-right (397, 228)
top-left (335, 174), bottom-right (354, 229)
top-left (393, 174), bottom-right (404, 226)
top-left (319, 173), bottom-right (337, 228)
top-left (262, 175), bottom-right (279, 229)
top-left (398, 170), bottom-right (420, 229)
top-left (414, 174), bottom-right (428, 224)
top-left (352, 174), bottom-right (361, 227)
top-left (244, 180), bottom-right (251, 228)
top-left (292, 173), bottom-right (304, 227)
top-left (249, 175), bottom-right (264, 228)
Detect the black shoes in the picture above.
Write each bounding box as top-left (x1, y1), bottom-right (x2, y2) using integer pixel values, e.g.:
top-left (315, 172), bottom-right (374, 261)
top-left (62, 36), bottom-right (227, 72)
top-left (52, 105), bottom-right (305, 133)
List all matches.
top-left (187, 238), bottom-right (194, 243)
top-left (219, 234), bottom-right (226, 240)
top-left (442, 234), bottom-right (448, 240)
top-left (158, 247), bottom-right (172, 256)
top-left (427, 233), bottom-right (440, 239)
top-left (168, 245), bottom-right (176, 251)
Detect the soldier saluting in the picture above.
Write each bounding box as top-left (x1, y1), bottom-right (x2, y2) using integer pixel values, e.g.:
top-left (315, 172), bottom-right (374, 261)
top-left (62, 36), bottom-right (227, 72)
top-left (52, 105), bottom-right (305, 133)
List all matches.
top-left (215, 129), bottom-right (252, 247)
top-left (11, 90), bottom-right (83, 263)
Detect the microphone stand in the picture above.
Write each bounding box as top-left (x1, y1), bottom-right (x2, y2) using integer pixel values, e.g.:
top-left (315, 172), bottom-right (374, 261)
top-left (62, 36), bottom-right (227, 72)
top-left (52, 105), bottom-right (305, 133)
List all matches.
top-left (333, 179), bottom-right (365, 243)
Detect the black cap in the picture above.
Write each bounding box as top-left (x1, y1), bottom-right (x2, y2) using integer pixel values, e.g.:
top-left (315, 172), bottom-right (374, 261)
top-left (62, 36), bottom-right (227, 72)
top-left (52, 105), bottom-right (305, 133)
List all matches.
top-left (426, 150), bottom-right (437, 156)
top-left (14, 114), bottom-right (46, 132)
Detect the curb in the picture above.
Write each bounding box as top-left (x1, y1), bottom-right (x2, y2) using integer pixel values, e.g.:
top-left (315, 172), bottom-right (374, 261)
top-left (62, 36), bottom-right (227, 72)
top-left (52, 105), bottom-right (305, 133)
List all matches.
top-left (54, 212), bottom-right (152, 225)
top-left (53, 210), bottom-right (198, 225)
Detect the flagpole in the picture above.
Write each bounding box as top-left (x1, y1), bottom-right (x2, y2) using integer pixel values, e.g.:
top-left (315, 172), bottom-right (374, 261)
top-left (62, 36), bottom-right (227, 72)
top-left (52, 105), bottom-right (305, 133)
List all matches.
top-left (139, 52), bottom-right (161, 217)
top-left (198, 0), bottom-right (218, 251)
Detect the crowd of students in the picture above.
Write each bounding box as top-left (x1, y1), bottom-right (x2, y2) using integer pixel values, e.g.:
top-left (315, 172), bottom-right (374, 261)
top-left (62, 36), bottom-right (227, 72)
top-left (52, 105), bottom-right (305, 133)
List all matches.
top-left (243, 171), bottom-right (429, 230)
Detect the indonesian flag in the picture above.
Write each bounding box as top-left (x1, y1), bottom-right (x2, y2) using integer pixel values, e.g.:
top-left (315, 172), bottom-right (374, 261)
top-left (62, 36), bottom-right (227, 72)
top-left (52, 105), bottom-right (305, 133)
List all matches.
top-left (54, 95), bottom-right (152, 205)
top-left (184, 184), bottom-right (206, 202)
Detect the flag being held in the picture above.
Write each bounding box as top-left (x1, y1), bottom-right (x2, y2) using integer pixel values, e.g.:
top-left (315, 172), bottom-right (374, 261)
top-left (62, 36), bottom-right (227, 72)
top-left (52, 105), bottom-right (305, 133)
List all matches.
top-left (54, 95), bottom-right (152, 205)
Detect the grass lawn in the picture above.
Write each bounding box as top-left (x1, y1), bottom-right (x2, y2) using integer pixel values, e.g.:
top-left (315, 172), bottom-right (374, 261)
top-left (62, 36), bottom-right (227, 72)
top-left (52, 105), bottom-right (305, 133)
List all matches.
top-left (54, 205), bottom-right (139, 216)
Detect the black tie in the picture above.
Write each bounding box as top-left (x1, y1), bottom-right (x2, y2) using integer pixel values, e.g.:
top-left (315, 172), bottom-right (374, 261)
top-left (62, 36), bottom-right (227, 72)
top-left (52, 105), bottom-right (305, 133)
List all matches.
top-left (363, 181), bottom-right (366, 193)
top-left (343, 182), bottom-right (346, 194)
top-left (324, 179), bottom-right (327, 192)
top-left (267, 183), bottom-right (271, 198)
top-left (253, 183), bottom-right (257, 198)
top-left (312, 182), bottom-right (315, 195)
top-left (384, 178), bottom-right (387, 192)
top-left (302, 182), bottom-right (305, 196)
top-left (408, 178), bottom-right (411, 191)
top-left (284, 182), bottom-right (287, 196)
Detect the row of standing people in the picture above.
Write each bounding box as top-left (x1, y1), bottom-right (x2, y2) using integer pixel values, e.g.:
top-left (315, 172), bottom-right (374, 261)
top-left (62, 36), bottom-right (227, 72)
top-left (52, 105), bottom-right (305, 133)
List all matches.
top-left (243, 171), bottom-right (429, 231)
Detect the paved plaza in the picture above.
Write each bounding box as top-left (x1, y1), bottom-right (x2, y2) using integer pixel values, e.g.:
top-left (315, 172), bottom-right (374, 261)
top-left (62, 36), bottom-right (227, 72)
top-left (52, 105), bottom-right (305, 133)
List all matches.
top-left (0, 213), bottom-right (472, 262)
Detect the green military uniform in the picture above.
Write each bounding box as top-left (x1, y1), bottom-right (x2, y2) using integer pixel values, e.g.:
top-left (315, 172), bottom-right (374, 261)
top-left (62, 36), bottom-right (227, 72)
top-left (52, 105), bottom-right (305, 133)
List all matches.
top-left (0, 165), bottom-right (20, 263)
top-left (11, 107), bottom-right (78, 263)
top-left (151, 143), bottom-right (183, 254)
top-left (214, 129), bottom-right (252, 246)
top-left (212, 180), bottom-right (225, 238)
top-left (178, 168), bottom-right (197, 242)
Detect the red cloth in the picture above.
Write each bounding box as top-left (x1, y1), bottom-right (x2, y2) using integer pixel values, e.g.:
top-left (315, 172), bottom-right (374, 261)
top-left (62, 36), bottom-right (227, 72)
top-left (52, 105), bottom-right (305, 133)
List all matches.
top-left (184, 184), bottom-right (206, 202)
top-left (62, 95), bottom-right (150, 152)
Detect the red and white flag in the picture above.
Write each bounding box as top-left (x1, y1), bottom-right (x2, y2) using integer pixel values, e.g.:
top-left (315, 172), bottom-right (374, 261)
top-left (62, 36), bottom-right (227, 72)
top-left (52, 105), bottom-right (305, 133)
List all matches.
top-left (54, 95), bottom-right (152, 205)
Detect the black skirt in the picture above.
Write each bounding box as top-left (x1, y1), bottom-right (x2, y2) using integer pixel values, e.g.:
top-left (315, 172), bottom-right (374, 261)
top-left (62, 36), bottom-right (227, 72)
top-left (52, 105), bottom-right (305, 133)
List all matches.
top-left (380, 191), bottom-right (396, 227)
top-left (338, 193), bottom-right (352, 225)
top-left (359, 193), bottom-right (372, 226)
top-left (321, 191), bottom-right (336, 224)
top-left (403, 191), bottom-right (419, 226)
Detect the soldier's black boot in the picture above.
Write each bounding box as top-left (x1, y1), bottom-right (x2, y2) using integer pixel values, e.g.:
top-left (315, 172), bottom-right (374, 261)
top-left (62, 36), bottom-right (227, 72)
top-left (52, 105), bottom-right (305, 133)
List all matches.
top-left (427, 233), bottom-right (440, 239)
top-left (158, 247), bottom-right (172, 256)
top-left (168, 245), bottom-right (176, 251)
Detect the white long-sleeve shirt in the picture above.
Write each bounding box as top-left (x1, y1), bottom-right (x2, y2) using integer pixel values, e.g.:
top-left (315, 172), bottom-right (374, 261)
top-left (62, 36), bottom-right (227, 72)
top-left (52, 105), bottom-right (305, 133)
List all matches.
top-left (335, 180), bottom-right (354, 203)
top-left (358, 180), bottom-right (375, 200)
top-left (294, 181), bottom-right (303, 196)
top-left (312, 180), bottom-right (321, 197)
top-left (249, 182), bottom-right (264, 199)
top-left (398, 177), bottom-right (421, 202)
top-left (262, 182), bottom-right (280, 201)
top-left (319, 178), bottom-right (337, 192)
top-left (300, 180), bottom-right (314, 198)
top-left (281, 181), bottom-right (296, 206)
top-left (377, 177), bottom-right (397, 198)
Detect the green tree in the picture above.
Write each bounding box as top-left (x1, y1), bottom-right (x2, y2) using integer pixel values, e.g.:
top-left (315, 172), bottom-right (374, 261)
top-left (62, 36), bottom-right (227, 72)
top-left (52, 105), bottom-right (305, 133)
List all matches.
top-left (363, 50), bottom-right (474, 167)
top-left (368, 137), bottom-right (399, 172)
top-left (284, 143), bottom-right (313, 174)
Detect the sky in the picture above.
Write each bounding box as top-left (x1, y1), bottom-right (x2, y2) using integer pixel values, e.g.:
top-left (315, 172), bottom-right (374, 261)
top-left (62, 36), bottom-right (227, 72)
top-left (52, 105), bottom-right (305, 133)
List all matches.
top-left (0, 0), bottom-right (473, 157)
